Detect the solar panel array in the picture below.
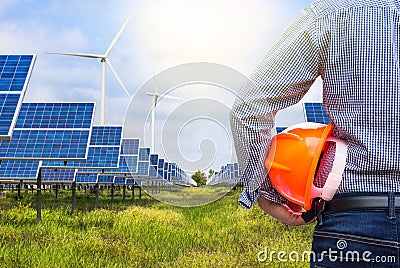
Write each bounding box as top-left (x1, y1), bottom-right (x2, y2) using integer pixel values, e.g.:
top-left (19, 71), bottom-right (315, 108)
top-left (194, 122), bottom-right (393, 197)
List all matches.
top-left (303, 102), bottom-right (330, 124)
top-left (0, 55), bottom-right (35, 139)
top-left (208, 162), bottom-right (242, 186)
top-left (0, 58), bottom-right (334, 198)
top-left (85, 138), bottom-right (195, 185)
top-left (0, 54), bottom-right (195, 192)
top-left (93, 138), bottom-right (140, 176)
top-left (0, 54), bottom-right (201, 223)
top-left (42, 126), bottom-right (122, 169)
top-left (0, 102), bottom-right (95, 160)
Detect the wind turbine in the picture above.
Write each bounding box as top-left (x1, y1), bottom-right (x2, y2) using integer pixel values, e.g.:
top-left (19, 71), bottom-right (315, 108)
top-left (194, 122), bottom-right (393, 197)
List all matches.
top-left (146, 72), bottom-right (183, 153)
top-left (48, 10), bottom-right (134, 125)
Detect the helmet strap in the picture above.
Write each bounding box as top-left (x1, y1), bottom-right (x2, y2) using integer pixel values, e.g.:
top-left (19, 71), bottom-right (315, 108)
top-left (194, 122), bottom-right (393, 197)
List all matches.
top-left (301, 198), bottom-right (325, 223)
top-left (320, 137), bottom-right (348, 201)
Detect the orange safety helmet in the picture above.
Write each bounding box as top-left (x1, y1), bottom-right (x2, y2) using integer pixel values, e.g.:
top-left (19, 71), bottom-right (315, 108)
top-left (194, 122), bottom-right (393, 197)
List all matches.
top-left (264, 122), bottom-right (348, 211)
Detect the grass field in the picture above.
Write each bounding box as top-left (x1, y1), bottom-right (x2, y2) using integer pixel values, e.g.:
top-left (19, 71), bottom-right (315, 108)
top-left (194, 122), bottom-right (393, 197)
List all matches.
top-left (0, 187), bottom-right (314, 267)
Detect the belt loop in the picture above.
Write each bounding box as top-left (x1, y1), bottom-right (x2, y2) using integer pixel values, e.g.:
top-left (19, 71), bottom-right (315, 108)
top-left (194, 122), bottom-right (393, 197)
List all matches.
top-left (388, 192), bottom-right (396, 220)
top-left (317, 213), bottom-right (324, 226)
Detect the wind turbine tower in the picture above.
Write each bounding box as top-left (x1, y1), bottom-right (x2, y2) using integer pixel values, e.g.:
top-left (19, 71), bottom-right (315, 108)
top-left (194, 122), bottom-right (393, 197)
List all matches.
top-left (146, 74), bottom-right (183, 153)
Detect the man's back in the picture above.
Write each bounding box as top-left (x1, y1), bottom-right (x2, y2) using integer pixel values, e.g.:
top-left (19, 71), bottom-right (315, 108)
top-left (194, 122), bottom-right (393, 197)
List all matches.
top-left (230, 1), bottom-right (400, 266)
top-left (308, 0), bottom-right (400, 191)
top-left (231, 0), bottom-right (400, 207)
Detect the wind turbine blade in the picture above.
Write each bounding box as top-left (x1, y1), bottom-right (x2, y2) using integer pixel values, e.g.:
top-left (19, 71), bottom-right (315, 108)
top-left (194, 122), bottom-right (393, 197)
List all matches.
top-left (145, 92), bottom-right (184, 101)
top-left (105, 9), bottom-right (134, 57)
top-left (106, 60), bottom-right (131, 97)
top-left (160, 94), bottom-right (184, 101)
top-left (47, 52), bottom-right (105, 59)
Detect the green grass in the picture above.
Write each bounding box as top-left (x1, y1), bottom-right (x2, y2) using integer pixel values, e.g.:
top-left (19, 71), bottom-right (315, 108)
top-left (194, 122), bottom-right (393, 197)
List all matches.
top-left (0, 188), bottom-right (314, 267)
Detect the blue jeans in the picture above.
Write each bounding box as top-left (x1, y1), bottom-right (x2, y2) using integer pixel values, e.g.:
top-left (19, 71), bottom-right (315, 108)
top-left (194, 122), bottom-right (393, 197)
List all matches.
top-left (311, 193), bottom-right (400, 268)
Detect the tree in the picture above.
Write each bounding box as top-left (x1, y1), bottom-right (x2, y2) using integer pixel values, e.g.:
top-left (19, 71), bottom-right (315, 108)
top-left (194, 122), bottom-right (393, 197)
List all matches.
top-left (191, 170), bottom-right (207, 186)
top-left (208, 169), bottom-right (215, 179)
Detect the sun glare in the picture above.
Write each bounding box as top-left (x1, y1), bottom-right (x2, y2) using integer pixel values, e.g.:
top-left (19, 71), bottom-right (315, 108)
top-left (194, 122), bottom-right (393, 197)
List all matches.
top-left (130, 0), bottom-right (279, 67)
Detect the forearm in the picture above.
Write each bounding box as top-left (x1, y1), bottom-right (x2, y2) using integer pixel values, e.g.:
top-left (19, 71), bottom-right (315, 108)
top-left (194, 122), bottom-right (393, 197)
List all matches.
top-left (230, 91), bottom-right (285, 208)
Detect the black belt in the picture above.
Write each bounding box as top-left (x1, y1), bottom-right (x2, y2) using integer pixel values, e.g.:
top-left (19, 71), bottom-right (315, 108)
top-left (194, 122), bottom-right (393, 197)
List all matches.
top-left (301, 195), bottom-right (400, 222)
top-left (323, 195), bottom-right (400, 215)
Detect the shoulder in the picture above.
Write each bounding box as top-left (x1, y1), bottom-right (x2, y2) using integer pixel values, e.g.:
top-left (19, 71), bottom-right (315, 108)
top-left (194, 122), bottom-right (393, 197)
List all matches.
top-left (306, 0), bottom-right (395, 18)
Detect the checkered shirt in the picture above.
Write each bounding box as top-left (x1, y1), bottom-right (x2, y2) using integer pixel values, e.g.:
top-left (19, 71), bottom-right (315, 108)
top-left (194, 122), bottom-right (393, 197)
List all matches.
top-left (231, 0), bottom-right (400, 209)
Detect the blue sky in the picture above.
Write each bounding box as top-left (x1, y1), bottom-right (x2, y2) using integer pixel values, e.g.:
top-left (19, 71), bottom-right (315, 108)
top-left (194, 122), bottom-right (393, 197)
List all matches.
top-left (1, 0), bottom-right (320, 173)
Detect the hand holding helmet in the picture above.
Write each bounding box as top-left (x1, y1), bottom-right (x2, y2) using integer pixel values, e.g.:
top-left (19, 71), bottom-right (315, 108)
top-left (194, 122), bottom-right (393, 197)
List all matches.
top-left (264, 122), bottom-right (348, 220)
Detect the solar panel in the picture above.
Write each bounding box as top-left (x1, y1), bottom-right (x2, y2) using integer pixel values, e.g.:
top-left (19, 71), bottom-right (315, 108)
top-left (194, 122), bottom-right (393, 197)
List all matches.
top-left (90, 126), bottom-right (122, 146)
top-left (158, 158), bottom-right (164, 178)
top-left (138, 148), bottom-right (150, 161)
top-left (163, 162), bottom-right (169, 181)
top-left (41, 168), bottom-right (76, 183)
top-left (126, 178), bottom-right (138, 186)
top-left (150, 154), bottom-right (158, 165)
top-left (0, 55), bottom-right (34, 92)
top-left (173, 166), bottom-right (181, 180)
top-left (42, 126), bottom-right (122, 169)
top-left (158, 158), bottom-right (164, 169)
top-left (0, 54), bottom-right (36, 139)
top-left (118, 139), bottom-right (140, 176)
top-left (15, 103), bottom-right (94, 129)
top-left (81, 138), bottom-right (139, 176)
top-left (149, 154), bottom-right (158, 177)
top-left (93, 155), bottom-right (137, 175)
top-left (119, 155), bottom-right (138, 174)
top-left (234, 162), bottom-right (240, 178)
top-left (0, 94), bottom-right (21, 137)
top-left (303, 103), bottom-right (330, 124)
top-left (98, 175), bottom-right (114, 184)
top-left (137, 162), bottom-right (149, 176)
top-left (120, 138), bottom-right (139, 155)
top-left (75, 168), bottom-right (104, 174)
top-left (75, 173), bottom-right (98, 184)
top-left (171, 163), bottom-right (176, 177)
top-left (135, 147), bottom-right (150, 176)
top-left (0, 160), bottom-right (41, 180)
top-left (167, 163), bottom-right (172, 181)
top-left (114, 177), bottom-right (126, 185)
top-left (0, 102), bottom-right (95, 160)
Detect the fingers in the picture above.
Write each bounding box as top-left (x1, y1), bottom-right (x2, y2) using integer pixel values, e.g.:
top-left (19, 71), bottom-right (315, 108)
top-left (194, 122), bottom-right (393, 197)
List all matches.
top-left (286, 201), bottom-right (304, 213)
top-left (257, 195), bottom-right (309, 226)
